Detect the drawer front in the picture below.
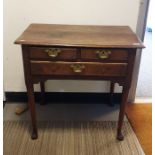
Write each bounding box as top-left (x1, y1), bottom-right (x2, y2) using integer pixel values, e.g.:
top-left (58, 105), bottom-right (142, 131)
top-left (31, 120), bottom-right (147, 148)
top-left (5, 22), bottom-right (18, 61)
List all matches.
top-left (29, 47), bottom-right (77, 60)
top-left (81, 49), bottom-right (128, 61)
top-left (31, 61), bottom-right (127, 77)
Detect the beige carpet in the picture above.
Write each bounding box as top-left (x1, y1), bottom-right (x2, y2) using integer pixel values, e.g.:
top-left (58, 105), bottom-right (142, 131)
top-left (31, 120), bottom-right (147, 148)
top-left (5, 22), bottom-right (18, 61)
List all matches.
top-left (4, 121), bottom-right (144, 155)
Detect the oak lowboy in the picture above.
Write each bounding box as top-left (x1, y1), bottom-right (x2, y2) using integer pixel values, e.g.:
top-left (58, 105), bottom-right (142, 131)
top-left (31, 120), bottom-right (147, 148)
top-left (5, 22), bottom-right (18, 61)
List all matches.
top-left (15, 24), bottom-right (144, 140)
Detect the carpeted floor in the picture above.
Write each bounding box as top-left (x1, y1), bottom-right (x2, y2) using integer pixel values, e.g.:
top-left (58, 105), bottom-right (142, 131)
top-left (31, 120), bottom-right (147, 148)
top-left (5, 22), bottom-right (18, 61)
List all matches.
top-left (4, 121), bottom-right (145, 155)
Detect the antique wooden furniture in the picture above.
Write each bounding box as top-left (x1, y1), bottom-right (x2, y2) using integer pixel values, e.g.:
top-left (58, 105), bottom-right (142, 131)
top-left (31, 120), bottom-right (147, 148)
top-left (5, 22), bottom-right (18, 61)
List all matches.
top-left (15, 24), bottom-right (144, 140)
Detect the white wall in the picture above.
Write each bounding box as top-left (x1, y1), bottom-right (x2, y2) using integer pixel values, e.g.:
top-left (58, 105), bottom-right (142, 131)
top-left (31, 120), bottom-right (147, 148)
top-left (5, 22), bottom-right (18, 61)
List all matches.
top-left (4, 0), bottom-right (140, 92)
top-left (136, 31), bottom-right (152, 97)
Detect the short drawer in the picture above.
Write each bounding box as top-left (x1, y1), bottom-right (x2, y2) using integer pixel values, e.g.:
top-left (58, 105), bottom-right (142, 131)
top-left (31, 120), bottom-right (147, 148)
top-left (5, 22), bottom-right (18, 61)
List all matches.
top-left (81, 49), bottom-right (128, 61)
top-left (29, 47), bottom-right (77, 60)
top-left (31, 61), bottom-right (127, 77)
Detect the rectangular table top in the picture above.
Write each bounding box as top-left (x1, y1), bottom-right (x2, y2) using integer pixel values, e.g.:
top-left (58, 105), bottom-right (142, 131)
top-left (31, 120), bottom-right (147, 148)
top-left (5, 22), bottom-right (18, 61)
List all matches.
top-left (15, 24), bottom-right (144, 48)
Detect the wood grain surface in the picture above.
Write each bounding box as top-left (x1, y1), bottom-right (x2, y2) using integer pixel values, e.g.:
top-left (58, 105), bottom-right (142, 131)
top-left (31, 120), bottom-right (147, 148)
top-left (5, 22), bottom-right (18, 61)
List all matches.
top-left (16, 24), bottom-right (144, 140)
top-left (30, 61), bottom-right (127, 77)
top-left (126, 103), bottom-right (152, 155)
top-left (15, 24), bottom-right (144, 48)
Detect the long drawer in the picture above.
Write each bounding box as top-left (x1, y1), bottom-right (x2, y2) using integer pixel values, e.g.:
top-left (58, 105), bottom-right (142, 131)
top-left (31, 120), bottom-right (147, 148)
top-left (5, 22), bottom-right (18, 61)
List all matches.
top-left (31, 61), bottom-right (127, 77)
top-left (29, 47), bottom-right (77, 60)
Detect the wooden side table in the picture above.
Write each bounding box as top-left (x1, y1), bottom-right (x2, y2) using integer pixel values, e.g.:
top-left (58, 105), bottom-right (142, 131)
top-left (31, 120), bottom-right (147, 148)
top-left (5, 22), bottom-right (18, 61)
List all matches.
top-left (15, 24), bottom-right (144, 140)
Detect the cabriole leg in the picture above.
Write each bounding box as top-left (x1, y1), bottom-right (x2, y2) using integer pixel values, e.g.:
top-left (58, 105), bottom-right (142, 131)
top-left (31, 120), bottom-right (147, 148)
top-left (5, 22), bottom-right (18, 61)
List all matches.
top-left (109, 82), bottom-right (115, 106)
top-left (117, 86), bottom-right (130, 141)
top-left (26, 82), bottom-right (38, 139)
top-left (40, 81), bottom-right (46, 105)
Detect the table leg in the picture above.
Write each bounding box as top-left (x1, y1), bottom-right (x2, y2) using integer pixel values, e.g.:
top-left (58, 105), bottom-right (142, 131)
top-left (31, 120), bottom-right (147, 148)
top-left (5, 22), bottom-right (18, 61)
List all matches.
top-left (117, 86), bottom-right (129, 141)
top-left (40, 81), bottom-right (46, 105)
top-left (26, 82), bottom-right (38, 139)
top-left (109, 82), bottom-right (115, 106)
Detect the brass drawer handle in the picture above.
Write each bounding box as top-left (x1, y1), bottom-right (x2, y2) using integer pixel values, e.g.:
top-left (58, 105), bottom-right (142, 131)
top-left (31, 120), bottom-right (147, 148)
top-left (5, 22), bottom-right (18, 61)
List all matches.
top-left (95, 50), bottom-right (111, 59)
top-left (45, 48), bottom-right (61, 58)
top-left (70, 64), bottom-right (85, 73)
